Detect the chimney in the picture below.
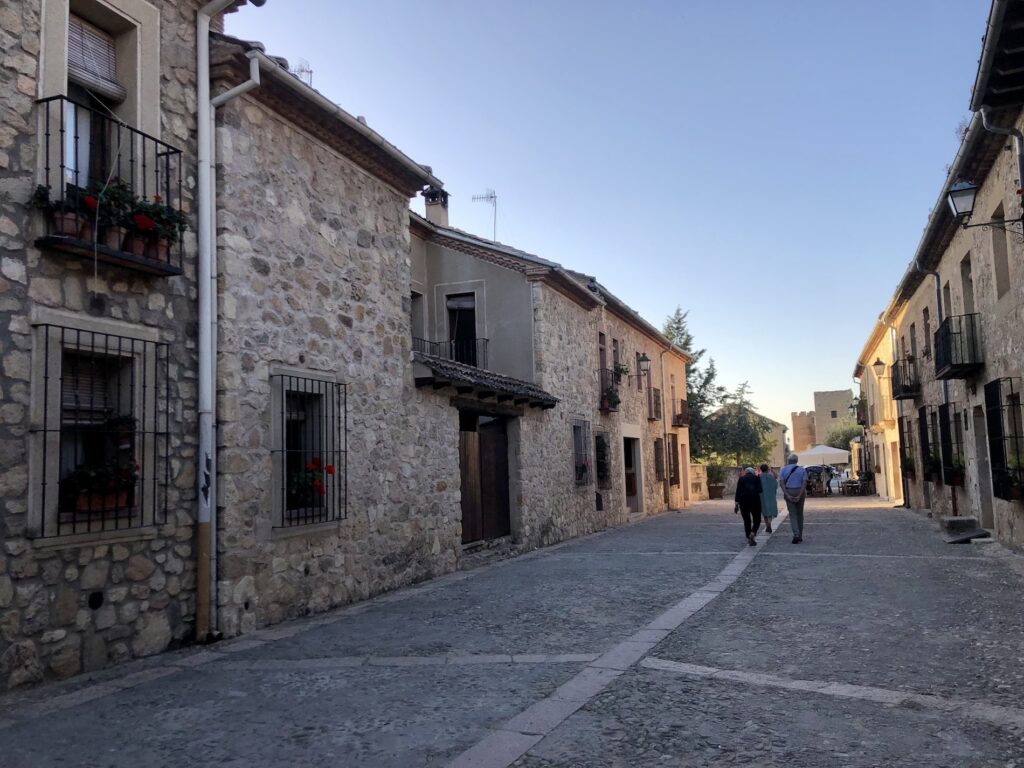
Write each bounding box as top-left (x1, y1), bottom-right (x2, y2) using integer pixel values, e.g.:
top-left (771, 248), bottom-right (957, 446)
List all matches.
top-left (422, 187), bottom-right (449, 227)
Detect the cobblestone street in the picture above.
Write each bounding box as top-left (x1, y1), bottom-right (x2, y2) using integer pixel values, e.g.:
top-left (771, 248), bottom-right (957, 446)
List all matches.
top-left (3, 497), bottom-right (1024, 767)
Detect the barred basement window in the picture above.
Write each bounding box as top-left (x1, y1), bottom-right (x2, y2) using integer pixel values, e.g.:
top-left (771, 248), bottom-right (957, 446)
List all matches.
top-left (29, 324), bottom-right (168, 538)
top-left (594, 429), bottom-right (613, 489)
top-left (572, 419), bottom-right (592, 486)
top-left (654, 438), bottom-right (666, 482)
top-left (271, 373), bottom-right (347, 527)
top-left (985, 377), bottom-right (1024, 501)
top-left (938, 403), bottom-right (966, 487)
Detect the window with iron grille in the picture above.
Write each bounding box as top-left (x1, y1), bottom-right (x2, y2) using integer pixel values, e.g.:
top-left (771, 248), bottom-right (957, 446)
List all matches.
top-left (594, 429), bottom-right (613, 489)
top-left (918, 405), bottom-right (941, 481)
top-left (649, 387), bottom-right (662, 421)
top-left (271, 373), bottom-right (347, 527)
top-left (669, 433), bottom-right (680, 486)
top-left (938, 403), bottom-right (966, 486)
top-left (29, 324), bottom-right (168, 538)
top-left (572, 419), bottom-right (592, 486)
top-left (985, 378), bottom-right (1024, 501)
top-left (898, 415), bottom-right (917, 477)
top-left (654, 438), bottom-right (665, 481)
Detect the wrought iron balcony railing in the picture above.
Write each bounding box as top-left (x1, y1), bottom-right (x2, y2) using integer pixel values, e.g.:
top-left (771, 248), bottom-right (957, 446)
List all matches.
top-left (412, 337), bottom-right (488, 369)
top-left (672, 399), bottom-right (689, 427)
top-left (598, 368), bottom-right (620, 412)
top-left (891, 359), bottom-right (920, 401)
top-left (856, 398), bottom-right (868, 426)
top-left (934, 313), bottom-right (983, 380)
top-left (34, 95), bottom-right (184, 275)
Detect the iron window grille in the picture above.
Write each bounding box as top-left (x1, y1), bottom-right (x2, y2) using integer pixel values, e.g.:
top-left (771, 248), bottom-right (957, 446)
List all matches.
top-left (984, 377), bottom-right (1024, 502)
top-left (669, 433), bottom-right (680, 486)
top-left (672, 399), bottom-right (689, 427)
top-left (918, 405), bottom-right (942, 482)
top-left (29, 324), bottom-right (168, 538)
top-left (572, 419), bottom-right (592, 487)
top-left (594, 429), bottom-right (613, 490)
top-left (898, 416), bottom-right (917, 478)
top-left (891, 359), bottom-right (920, 400)
top-left (271, 374), bottom-right (347, 527)
top-left (934, 313), bottom-right (983, 380)
top-left (654, 438), bottom-right (666, 482)
top-left (35, 95), bottom-right (184, 276)
top-left (412, 337), bottom-right (488, 369)
top-left (938, 403), bottom-right (966, 487)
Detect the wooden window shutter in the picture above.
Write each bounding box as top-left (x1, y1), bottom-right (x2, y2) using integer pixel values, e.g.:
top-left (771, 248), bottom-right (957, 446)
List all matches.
top-left (68, 14), bottom-right (127, 102)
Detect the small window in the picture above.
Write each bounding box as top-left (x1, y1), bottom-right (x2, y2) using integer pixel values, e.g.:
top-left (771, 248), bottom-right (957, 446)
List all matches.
top-left (654, 438), bottom-right (666, 482)
top-left (992, 205), bottom-right (1011, 299)
top-left (922, 307), bottom-right (931, 357)
top-left (594, 429), bottom-right (612, 489)
top-left (30, 324), bottom-right (168, 538)
top-left (635, 352), bottom-right (643, 391)
top-left (271, 373), bottom-right (347, 527)
top-left (668, 433), bottom-right (680, 486)
top-left (830, 410), bottom-right (837, 419)
top-left (572, 419), bottom-right (592, 486)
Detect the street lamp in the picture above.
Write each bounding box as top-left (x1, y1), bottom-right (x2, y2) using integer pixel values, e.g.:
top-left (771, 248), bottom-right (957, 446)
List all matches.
top-left (638, 353), bottom-right (651, 376)
top-left (947, 180), bottom-right (978, 220)
top-left (872, 358), bottom-right (886, 378)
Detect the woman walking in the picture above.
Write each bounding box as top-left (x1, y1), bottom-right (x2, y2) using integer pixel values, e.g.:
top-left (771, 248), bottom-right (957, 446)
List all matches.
top-left (759, 464), bottom-right (779, 533)
top-left (734, 466), bottom-right (763, 546)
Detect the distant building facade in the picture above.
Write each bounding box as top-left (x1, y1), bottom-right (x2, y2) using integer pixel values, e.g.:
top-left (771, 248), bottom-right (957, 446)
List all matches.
top-left (813, 390), bottom-right (854, 444)
top-left (791, 411), bottom-right (816, 452)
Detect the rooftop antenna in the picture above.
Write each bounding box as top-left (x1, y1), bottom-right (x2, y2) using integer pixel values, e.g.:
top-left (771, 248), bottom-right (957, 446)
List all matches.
top-left (290, 58), bottom-right (313, 87)
top-left (472, 188), bottom-right (497, 241)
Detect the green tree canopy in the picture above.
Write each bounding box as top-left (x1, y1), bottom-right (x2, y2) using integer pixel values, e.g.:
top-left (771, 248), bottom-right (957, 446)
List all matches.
top-left (825, 419), bottom-right (862, 451)
top-left (706, 383), bottom-right (774, 467)
top-left (661, 306), bottom-right (723, 461)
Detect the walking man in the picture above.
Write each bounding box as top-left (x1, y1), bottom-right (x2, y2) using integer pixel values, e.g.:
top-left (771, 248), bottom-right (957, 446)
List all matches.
top-left (734, 466), bottom-right (763, 546)
top-left (780, 454), bottom-right (807, 543)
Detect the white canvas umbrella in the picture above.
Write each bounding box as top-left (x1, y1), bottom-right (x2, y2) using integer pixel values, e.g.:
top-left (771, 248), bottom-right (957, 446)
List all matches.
top-left (797, 444), bottom-right (850, 466)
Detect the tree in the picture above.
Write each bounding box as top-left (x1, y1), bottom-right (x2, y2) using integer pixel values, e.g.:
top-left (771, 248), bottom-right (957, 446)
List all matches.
top-left (825, 419), bottom-right (862, 451)
top-left (662, 306), bottom-right (723, 461)
top-left (706, 383), bottom-right (774, 467)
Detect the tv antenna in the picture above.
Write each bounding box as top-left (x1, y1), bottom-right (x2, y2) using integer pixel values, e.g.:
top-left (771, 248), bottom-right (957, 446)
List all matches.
top-left (290, 58), bottom-right (313, 87)
top-left (472, 188), bottom-right (497, 241)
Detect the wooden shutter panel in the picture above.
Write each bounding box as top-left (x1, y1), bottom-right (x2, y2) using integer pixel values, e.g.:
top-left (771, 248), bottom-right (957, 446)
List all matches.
top-left (68, 14), bottom-right (127, 102)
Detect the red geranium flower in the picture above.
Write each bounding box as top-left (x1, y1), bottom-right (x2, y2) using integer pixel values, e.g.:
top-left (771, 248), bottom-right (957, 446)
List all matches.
top-left (83, 195), bottom-right (98, 210)
top-left (324, 465), bottom-right (336, 475)
top-left (132, 213), bottom-right (157, 231)
top-left (153, 194), bottom-right (162, 203)
top-left (310, 457), bottom-right (322, 469)
top-left (313, 478), bottom-right (325, 496)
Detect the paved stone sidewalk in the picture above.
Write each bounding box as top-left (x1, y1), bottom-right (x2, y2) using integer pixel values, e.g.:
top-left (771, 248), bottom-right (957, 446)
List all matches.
top-left (2, 498), bottom-right (1023, 766)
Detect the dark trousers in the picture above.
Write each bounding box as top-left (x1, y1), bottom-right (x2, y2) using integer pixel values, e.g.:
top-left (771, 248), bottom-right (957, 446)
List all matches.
top-left (739, 503), bottom-right (762, 537)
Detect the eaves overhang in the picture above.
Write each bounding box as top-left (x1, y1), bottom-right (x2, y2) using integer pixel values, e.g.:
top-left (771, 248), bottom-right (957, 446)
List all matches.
top-left (412, 353), bottom-right (558, 410)
top-left (972, 0), bottom-right (1024, 111)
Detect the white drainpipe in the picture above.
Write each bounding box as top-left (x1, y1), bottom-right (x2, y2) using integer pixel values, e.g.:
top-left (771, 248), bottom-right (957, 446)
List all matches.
top-left (196, 0), bottom-right (264, 641)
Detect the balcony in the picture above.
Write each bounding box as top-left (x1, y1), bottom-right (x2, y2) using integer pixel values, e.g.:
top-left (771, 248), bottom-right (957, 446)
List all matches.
top-left (855, 398), bottom-right (868, 427)
top-left (891, 359), bottom-right (920, 401)
top-left (33, 95), bottom-right (184, 276)
top-left (598, 368), bottom-right (620, 412)
top-left (934, 313), bottom-right (983, 380)
top-left (672, 399), bottom-right (689, 427)
top-left (412, 337), bottom-right (488, 368)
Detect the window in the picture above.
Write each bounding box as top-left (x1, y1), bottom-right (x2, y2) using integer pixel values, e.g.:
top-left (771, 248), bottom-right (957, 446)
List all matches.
top-left (992, 205), bottom-right (1011, 299)
top-left (594, 429), bottom-right (612, 490)
top-left (649, 387), bottom-right (662, 421)
top-left (572, 419), bottom-right (592, 486)
top-left (654, 438), bottom-right (666, 481)
top-left (611, 338), bottom-right (619, 368)
top-left (668, 433), bottom-right (680, 486)
top-left (943, 282), bottom-right (952, 318)
top-left (598, 332), bottom-right (607, 372)
top-left (30, 323), bottom-right (167, 538)
top-left (938, 403), bottom-right (966, 486)
top-left (830, 410), bottom-right (837, 419)
top-left (635, 352), bottom-right (643, 391)
top-left (985, 378), bottom-right (1024, 501)
top-left (410, 291), bottom-right (424, 339)
top-left (960, 253), bottom-right (976, 315)
top-left (670, 374), bottom-right (676, 416)
top-left (899, 416), bottom-right (917, 477)
top-left (447, 293), bottom-right (478, 366)
top-left (922, 307), bottom-right (931, 357)
top-left (918, 406), bottom-right (941, 481)
top-left (271, 372), bottom-right (347, 527)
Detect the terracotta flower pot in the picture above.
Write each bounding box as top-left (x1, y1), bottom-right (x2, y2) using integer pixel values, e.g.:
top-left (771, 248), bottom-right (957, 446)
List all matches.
top-left (102, 226), bottom-right (127, 250)
top-left (144, 237), bottom-right (170, 263)
top-left (124, 232), bottom-right (147, 257)
top-left (75, 489), bottom-right (128, 513)
top-left (51, 210), bottom-right (85, 237)
top-left (708, 483), bottom-right (725, 500)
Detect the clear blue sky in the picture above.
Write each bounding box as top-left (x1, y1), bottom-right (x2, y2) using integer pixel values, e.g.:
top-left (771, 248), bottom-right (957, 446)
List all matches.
top-left (229, 0), bottom-right (989, 430)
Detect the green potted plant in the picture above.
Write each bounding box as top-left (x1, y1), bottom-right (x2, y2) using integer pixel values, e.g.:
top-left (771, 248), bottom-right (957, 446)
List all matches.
top-left (105, 415), bottom-right (137, 452)
top-left (87, 179), bottom-right (135, 251)
top-left (1006, 452), bottom-right (1024, 500)
top-left (600, 385), bottom-right (621, 411)
top-left (706, 463), bottom-right (727, 499)
top-left (127, 195), bottom-right (186, 260)
top-left (925, 448), bottom-right (942, 484)
top-left (30, 184), bottom-right (91, 238)
top-left (612, 362), bottom-right (630, 383)
top-left (63, 457), bottom-right (138, 513)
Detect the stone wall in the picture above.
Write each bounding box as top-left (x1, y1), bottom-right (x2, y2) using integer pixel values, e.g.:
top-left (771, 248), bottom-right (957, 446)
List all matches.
top-left (894, 109), bottom-right (1024, 547)
top-left (0, 1), bottom-right (204, 690)
top-left (791, 411), bottom-right (815, 452)
top-left (212, 92), bottom-right (462, 635)
top-left (689, 463), bottom-right (708, 501)
top-left (813, 390), bottom-right (854, 444)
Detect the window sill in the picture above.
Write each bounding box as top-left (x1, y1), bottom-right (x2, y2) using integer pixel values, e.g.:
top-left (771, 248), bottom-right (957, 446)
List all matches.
top-left (31, 525), bottom-right (159, 551)
top-left (270, 519), bottom-right (341, 540)
top-left (36, 235), bottom-right (183, 277)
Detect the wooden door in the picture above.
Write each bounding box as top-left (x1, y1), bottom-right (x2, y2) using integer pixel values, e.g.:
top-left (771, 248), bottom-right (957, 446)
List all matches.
top-left (459, 429), bottom-right (482, 543)
top-left (479, 418), bottom-right (511, 539)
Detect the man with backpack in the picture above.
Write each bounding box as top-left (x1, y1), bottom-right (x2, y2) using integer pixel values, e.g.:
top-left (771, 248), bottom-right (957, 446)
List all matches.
top-left (780, 454), bottom-right (808, 543)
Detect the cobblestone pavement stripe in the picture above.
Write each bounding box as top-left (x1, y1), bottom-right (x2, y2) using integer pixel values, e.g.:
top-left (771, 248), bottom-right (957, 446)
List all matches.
top-left (208, 654), bottom-right (601, 673)
top-left (445, 512), bottom-right (790, 768)
top-left (639, 657), bottom-right (1024, 730)
top-left (555, 551), bottom-right (987, 561)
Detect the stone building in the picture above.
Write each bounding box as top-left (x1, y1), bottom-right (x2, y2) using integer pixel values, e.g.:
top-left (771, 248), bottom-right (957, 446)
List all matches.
top-left (813, 389), bottom-right (854, 444)
top-left (858, 1), bottom-right (1024, 546)
top-left (0, 0), bottom-right (207, 690)
top-left (852, 331), bottom-right (903, 502)
top-left (790, 411), bottom-right (815, 452)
